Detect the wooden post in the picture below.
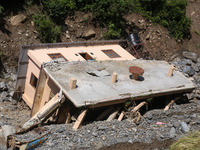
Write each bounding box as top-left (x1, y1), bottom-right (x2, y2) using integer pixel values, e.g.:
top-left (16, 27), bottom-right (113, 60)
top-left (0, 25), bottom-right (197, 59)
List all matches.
top-left (73, 109), bottom-right (87, 130)
top-left (118, 111), bottom-right (125, 121)
top-left (106, 107), bottom-right (120, 121)
top-left (96, 106), bottom-right (114, 121)
top-left (111, 72), bottom-right (117, 83)
top-left (69, 77), bottom-right (77, 89)
top-left (168, 65), bottom-right (177, 77)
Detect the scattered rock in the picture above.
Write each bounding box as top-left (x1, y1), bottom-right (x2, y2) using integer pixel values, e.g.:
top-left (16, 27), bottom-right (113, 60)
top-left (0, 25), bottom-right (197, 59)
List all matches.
top-left (182, 66), bottom-right (195, 76)
top-left (180, 122), bottom-right (190, 133)
top-left (83, 29), bottom-right (96, 39)
top-left (10, 14), bottom-right (27, 26)
top-left (182, 51), bottom-right (197, 62)
top-left (2, 125), bottom-right (16, 142)
top-left (169, 127), bottom-right (176, 138)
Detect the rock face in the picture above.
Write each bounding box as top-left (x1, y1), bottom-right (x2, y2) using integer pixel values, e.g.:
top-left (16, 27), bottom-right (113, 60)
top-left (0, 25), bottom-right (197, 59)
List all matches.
top-left (83, 29), bottom-right (96, 39)
top-left (182, 51), bottom-right (198, 62)
top-left (2, 125), bottom-right (16, 142)
top-left (10, 14), bottom-right (27, 26)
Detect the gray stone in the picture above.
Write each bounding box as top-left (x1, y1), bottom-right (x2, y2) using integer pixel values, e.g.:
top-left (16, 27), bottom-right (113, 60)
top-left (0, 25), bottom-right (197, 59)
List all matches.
top-left (181, 59), bottom-right (193, 66)
top-left (193, 94), bottom-right (200, 100)
top-left (181, 122), bottom-right (190, 133)
top-left (182, 66), bottom-right (195, 76)
top-left (83, 29), bottom-right (96, 39)
top-left (194, 63), bottom-right (200, 72)
top-left (183, 51), bottom-right (197, 62)
top-left (2, 125), bottom-right (16, 142)
top-left (0, 82), bottom-right (8, 91)
top-left (10, 14), bottom-right (27, 26)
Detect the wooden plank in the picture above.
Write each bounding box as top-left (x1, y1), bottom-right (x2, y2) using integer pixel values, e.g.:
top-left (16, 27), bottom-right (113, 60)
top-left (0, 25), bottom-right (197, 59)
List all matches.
top-left (96, 106), bottom-right (114, 121)
top-left (31, 68), bottom-right (47, 116)
top-left (73, 110), bottom-right (87, 130)
top-left (118, 111), bottom-right (125, 121)
top-left (106, 107), bottom-right (120, 121)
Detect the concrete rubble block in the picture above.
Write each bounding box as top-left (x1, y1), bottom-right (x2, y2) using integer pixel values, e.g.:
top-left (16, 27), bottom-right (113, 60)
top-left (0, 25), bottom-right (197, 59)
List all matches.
top-left (10, 14), bottom-right (27, 26)
top-left (182, 51), bottom-right (197, 62)
top-left (2, 125), bottom-right (16, 142)
top-left (180, 121), bottom-right (190, 133)
top-left (83, 29), bottom-right (96, 39)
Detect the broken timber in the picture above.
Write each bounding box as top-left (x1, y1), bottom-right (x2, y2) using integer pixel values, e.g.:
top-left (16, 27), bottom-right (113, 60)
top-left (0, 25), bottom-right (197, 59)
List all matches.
top-left (164, 97), bottom-right (181, 111)
top-left (73, 109), bottom-right (88, 130)
top-left (22, 94), bottom-right (65, 130)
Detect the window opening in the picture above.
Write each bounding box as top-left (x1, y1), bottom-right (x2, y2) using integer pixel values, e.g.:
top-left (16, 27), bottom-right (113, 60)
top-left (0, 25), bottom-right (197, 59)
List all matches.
top-left (48, 53), bottom-right (68, 61)
top-left (30, 73), bottom-right (38, 88)
top-left (102, 49), bottom-right (121, 58)
top-left (79, 52), bottom-right (93, 60)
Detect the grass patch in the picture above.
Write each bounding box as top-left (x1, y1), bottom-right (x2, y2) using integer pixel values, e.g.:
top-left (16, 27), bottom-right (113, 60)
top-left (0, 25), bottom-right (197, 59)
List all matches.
top-left (170, 131), bottom-right (200, 150)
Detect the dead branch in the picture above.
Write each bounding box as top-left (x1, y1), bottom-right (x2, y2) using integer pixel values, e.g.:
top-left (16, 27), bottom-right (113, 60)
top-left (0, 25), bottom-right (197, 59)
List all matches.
top-left (164, 97), bottom-right (181, 111)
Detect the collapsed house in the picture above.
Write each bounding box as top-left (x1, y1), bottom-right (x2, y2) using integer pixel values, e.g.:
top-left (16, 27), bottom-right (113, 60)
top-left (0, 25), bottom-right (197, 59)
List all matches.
top-left (14, 40), bottom-right (195, 130)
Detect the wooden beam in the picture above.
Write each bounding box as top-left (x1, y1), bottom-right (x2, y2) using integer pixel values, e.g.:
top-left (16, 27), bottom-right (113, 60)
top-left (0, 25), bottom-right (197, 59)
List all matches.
top-left (96, 106), bottom-right (114, 121)
top-left (31, 68), bottom-right (48, 116)
top-left (73, 110), bottom-right (87, 130)
top-left (164, 97), bottom-right (180, 111)
top-left (106, 107), bottom-right (120, 121)
top-left (118, 111), bottom-right (125, 121)
top-left (132, 102), bottom-right (147, 113)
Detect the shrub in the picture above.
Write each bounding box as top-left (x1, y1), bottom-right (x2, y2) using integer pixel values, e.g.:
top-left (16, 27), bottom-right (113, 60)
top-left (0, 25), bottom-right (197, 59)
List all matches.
top-left (43, 0), bottom-right (76, 24)
top-left (103, 23), bottom-right (122, 39)
top-left (33, 15), bottom-right (61, 43)
top-left (137, 0), bottom-right (191, 39)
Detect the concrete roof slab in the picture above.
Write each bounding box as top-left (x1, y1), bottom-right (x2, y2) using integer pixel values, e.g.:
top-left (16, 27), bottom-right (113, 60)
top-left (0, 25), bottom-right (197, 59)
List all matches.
top-left (43, 60), bottom-right (195, 107)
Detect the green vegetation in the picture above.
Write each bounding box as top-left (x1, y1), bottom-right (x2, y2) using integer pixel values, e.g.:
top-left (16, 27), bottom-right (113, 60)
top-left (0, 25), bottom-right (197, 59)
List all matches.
top-left (0, 0), bottom-right (191, 42)
top-left (170, 131), bottom-right (200, 150)
top-left (43, 0), bottom-right (76, 24)
top-left (33, 15), bottom-right (61, 43)
top-left (137, 0), bottom-right (191, 39)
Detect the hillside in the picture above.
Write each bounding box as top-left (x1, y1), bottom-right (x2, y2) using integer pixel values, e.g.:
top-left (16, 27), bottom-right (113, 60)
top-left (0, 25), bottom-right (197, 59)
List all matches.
top-left (0, 0), bottom-right (199, 68)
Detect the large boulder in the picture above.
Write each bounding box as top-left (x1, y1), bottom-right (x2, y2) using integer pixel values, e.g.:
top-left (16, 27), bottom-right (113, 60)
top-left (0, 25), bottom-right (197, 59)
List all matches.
top-left (182, 51), bottom-right (198, 62)
top-left (83, 29), bottom-right (96, 39)
top-left (10, 14), bottom-right (27, 26)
